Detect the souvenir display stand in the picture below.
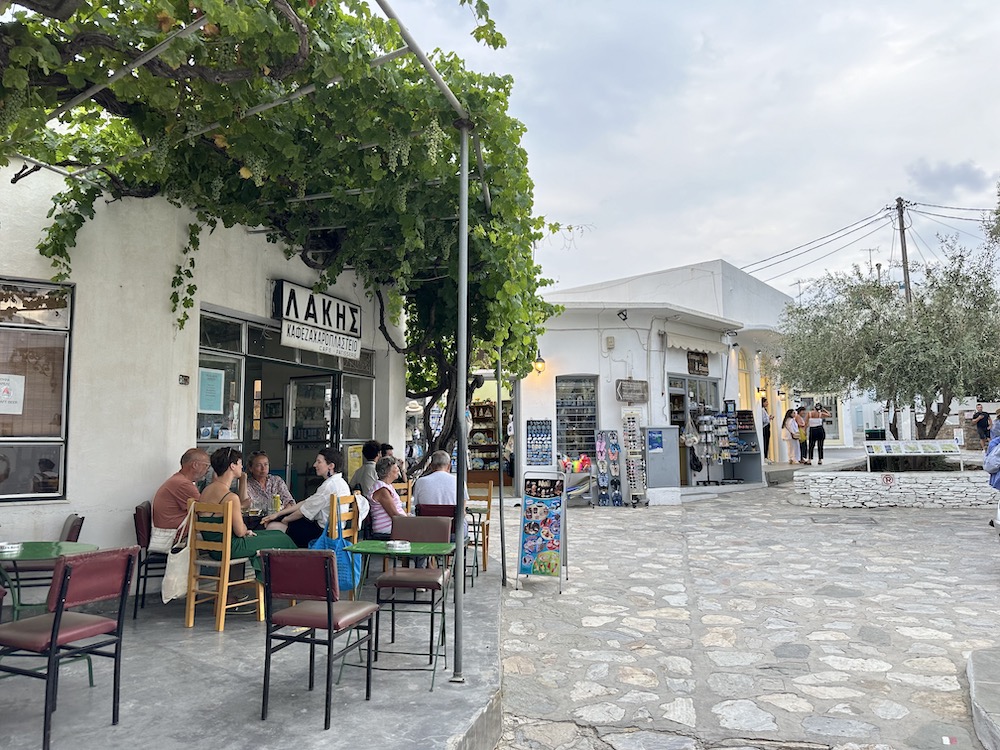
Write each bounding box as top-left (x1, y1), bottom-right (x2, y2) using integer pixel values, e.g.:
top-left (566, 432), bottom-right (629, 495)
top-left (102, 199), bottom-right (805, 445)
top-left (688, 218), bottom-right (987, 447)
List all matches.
top-left (515, 470), bottom-right (567, 591)
top-left (593, 429), bottom-right (622, 507)
top-left (468, 401), bottom-right (500, 484)
top-left (725, 410), bottom-right (762, 483)
top-left (622, 409), bottom-right (646, 506)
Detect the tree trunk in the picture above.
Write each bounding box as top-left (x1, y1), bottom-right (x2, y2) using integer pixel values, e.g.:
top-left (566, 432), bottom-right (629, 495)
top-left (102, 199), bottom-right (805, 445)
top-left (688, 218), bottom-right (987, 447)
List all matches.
top-left (887, 400), bottom-right (899, 440)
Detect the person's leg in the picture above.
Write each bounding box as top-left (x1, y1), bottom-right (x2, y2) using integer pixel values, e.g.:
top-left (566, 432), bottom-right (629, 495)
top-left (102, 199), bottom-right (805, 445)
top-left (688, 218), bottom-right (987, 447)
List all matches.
top-left (799, 438), bottom-right (808, 463)
top-left (817, 428), bottom-right (825, 463)
top-left (763, 424), bottom-right (771, 461)
top-left (285, 518), bottom-right (322, 548)
top-left (808, 427), bottom-right (817, 460)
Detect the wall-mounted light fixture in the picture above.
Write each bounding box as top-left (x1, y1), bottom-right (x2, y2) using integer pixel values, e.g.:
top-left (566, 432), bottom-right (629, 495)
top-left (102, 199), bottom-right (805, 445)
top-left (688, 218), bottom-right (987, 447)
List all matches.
top-left (755, 349), bottom-right (762, 355)
top-left (532, 352), bottom-right (546, 374)
top-left (617, 309), bottom-right (628, 322)
top-left (756, 386), bottom-right (766, 396)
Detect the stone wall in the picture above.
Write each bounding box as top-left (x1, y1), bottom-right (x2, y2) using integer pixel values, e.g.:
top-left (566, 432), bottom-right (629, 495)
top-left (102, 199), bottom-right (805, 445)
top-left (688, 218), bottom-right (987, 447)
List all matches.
top-left (792, 470), bottom-right (998, 508)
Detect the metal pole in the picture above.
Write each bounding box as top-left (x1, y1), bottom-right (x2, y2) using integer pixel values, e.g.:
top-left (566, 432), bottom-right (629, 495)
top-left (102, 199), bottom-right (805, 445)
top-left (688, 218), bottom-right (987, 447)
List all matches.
top-left (896, 197), bottom-right (912, 305)
top-left (451, 122), bottom-right (471, 683)
top-left (495, 347), bottom-right (506, 586)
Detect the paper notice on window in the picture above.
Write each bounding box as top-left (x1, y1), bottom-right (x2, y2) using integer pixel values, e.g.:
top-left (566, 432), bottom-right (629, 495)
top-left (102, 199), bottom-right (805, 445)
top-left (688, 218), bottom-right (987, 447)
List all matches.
top-left (0, 374), bottom-right (25, 415)
top-left (350, 393), bottom-right (361, 419)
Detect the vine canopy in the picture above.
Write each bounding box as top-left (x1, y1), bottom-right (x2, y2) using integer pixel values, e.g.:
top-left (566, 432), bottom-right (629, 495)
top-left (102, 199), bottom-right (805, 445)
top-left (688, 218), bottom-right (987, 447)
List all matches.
top-left (1, 0), bottom-right (556, 379)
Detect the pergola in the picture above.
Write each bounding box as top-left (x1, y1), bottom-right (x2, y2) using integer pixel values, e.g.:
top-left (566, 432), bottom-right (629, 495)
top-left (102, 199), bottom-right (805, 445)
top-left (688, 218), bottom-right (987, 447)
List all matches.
top-left (5, 0), bottom-right (514, 683)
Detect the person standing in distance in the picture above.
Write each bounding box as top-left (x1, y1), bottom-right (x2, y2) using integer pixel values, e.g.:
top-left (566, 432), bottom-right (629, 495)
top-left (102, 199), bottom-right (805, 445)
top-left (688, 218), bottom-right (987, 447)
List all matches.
top-left (760, 397), bottom-right (772, 464)
top-left (972, 404), bottom-right (992, 451)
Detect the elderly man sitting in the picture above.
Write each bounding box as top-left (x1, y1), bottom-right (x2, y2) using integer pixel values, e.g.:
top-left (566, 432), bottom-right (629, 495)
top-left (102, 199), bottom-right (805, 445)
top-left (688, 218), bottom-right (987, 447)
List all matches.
top-left (413, 450), bottom-right (468, 537)
top-left (152, 448), bottom-right (209, 530)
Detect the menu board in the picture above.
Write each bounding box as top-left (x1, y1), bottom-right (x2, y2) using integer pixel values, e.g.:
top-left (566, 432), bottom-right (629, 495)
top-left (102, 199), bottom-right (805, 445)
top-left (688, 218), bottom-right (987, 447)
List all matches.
top-left (517, 474), bottom-right (564, 581)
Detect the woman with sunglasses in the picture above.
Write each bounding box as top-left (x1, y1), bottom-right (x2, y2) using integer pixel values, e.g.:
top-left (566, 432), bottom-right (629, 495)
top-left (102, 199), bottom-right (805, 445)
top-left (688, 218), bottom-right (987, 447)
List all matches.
top-left (198, 447), bottom-right (297, 577)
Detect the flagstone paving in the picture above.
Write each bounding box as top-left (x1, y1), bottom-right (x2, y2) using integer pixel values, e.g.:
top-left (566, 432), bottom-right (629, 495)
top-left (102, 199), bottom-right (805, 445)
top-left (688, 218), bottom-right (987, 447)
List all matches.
top-left (496, 484), bottom-right (999, 750)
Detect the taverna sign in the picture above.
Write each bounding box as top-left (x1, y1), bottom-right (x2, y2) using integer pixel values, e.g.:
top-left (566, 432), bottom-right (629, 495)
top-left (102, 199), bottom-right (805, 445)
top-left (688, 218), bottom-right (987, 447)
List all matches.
top-left (275, 280), bottom-right (361, 359)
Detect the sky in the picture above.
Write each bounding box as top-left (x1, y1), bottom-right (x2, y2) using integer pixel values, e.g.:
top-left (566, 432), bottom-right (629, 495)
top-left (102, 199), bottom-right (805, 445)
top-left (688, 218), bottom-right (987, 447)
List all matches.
top-left (398, 1), bottom-right (1000, 299)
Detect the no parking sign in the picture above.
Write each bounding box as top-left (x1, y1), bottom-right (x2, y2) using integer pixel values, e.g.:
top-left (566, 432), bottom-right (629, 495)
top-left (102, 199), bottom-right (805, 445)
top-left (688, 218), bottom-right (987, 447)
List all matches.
top-left (880, 473), bottom-right (895, 486)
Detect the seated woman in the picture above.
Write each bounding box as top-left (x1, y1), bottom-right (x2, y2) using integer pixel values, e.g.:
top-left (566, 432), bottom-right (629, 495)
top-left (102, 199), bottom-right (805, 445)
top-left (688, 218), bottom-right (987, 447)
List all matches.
top-left (245, 450), bottom-right (295, 514)
top-left (369, 456), bottom-right (406, 540)
top-left (198, 447), bottom-right (296, 577)
top-left (262, 447), bottom-right (368, 548)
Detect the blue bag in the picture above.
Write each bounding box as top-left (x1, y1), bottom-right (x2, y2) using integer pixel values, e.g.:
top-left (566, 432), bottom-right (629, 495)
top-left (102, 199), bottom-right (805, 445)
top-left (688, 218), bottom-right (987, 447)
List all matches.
top-left (308, 500), bottom-right (361, 594)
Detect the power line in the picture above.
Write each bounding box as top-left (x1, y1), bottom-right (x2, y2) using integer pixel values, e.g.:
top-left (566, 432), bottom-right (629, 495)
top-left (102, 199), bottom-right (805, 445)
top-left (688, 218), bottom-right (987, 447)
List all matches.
top-left (908, 208), bottom-right (984, 222)
top-left (748, 215), bottom-right (890, 275)
top-left (911, 201), bottom-right (992, 212)
top-left (763, 218), bottom-right (893, 282)
top-left (908, 209), bottom-right (985, 242)
top-left (907, 223), bottom-right (940, 264)
top-left (740, 209), bottom-right (887, 271)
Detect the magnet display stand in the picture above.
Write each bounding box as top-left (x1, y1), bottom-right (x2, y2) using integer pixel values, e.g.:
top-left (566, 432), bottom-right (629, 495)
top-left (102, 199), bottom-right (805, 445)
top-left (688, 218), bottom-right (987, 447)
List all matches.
top-left (515, 470), bottom-right (567, 592)
top-left (525, 419), bottom-right (553, 466)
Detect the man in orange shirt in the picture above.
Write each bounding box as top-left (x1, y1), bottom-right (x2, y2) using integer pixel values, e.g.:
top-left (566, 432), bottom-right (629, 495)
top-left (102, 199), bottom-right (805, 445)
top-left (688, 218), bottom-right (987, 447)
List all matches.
top-left (152, 448), bottom-right (209, 529)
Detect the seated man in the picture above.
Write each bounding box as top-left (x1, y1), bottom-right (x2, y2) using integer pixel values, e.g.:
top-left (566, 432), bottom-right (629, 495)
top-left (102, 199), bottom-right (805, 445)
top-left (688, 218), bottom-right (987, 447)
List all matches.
top-left (413, 450), bottom-right (468, 539)
top-left (152, 448), bottom-right (209, 529)
top-left (380, 442), bottom-right (407, 481)
top-left (349, 439), bottom-right (381, 499)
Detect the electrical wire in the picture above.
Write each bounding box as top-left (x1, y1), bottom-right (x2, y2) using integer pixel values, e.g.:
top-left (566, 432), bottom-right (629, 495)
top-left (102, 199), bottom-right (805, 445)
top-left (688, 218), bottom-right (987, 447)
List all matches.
top-left (907, 223), bottom-right (940, 264)
top-left (911, 202), bottom-right (992, 212)
top-left (908, 209), bottom-right (985, 242)
top-left (908, 208), bottom-right (985, 222)
top-left (740, 209), bottom-right (887, 271)
top-left (748, 214), bottom-right (890, 275)
top-left (763, 217), bottom-right (893, 282)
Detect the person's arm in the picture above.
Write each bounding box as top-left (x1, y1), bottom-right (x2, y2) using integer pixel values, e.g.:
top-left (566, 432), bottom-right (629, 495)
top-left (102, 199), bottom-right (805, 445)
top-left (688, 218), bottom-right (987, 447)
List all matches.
top-left (263, 499), bottom-right (305, 526)
top-left (373, 487), bottom-right (404, 518)
top-left (238, 474), bottom-right (251, 510)
top-left (277, 478), bottom-right (296, 508)
top-left (229, 493), bottom-right (254, 538)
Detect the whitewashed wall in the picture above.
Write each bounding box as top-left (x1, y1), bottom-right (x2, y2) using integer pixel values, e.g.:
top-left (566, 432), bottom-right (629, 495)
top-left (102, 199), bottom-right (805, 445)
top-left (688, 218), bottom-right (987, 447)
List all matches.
top-left (0, 166), bottom-right (405, 550)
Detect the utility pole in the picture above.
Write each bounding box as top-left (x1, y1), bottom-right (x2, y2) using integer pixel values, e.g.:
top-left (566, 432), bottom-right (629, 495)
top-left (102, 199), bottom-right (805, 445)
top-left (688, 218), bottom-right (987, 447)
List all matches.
top-left (895, 197), bottom-right (912, 305)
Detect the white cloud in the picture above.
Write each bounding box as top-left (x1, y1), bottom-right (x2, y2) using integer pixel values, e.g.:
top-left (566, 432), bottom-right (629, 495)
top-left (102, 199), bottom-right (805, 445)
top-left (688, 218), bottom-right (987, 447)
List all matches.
top-left (398, 0), bottom-right (1000, 296)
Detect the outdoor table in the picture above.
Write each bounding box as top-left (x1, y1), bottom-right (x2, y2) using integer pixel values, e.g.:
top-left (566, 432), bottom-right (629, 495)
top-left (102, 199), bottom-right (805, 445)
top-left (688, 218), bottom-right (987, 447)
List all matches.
top-left (0, 541), bottom-right (100, 620)
top-left (346, 540), bottom-right (456, 688)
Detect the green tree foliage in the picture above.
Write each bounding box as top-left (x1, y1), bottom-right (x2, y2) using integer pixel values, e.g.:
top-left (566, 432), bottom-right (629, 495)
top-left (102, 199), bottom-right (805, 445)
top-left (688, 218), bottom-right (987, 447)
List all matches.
top-left (777, 240), bottom-right (1000, 439)
top-left (1, 0), bottom-right (556, 453)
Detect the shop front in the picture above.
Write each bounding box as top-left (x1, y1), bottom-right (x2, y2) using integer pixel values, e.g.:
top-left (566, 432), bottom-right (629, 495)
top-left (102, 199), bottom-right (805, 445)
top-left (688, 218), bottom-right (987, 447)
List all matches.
top-left (0, 164), bottom-right (405, 550)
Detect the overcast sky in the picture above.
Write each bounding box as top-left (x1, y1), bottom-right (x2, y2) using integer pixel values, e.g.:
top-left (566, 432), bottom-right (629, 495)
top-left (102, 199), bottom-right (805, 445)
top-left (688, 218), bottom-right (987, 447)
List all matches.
top-left (399, 1), bottom-right (1000, 298)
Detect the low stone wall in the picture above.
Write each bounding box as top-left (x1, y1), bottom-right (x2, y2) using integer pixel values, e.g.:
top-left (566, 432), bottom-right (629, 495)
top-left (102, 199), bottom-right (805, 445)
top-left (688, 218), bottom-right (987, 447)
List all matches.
top-left (792, 469), bottom-right (998, 508)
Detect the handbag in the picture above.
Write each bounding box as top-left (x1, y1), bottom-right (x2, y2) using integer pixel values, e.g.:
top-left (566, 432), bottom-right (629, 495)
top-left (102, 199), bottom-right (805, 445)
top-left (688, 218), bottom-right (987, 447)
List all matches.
top-left (148, 494), bottom-right (179, 554)
top-left (161, 507), bottom-right (193, 604)
top-left (308, 499), bottom-right (362, 593)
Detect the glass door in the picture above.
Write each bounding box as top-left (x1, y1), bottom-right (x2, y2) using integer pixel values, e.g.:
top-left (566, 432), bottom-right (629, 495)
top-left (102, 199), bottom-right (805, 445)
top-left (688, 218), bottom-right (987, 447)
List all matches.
top-left (286, 374), bottom-right (338, 500)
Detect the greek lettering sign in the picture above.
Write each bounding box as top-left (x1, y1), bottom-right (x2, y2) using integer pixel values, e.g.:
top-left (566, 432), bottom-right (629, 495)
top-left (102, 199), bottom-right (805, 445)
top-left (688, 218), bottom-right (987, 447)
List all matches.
top-left (615, 379), bottom-right (649, 403)
top-left (277, 281), bottom-right (361, 360)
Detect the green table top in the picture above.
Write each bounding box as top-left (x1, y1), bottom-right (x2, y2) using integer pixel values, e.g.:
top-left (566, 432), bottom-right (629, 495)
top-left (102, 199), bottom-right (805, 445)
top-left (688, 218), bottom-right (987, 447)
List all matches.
top-left (346, 541), bottom-right (455, 556)
top-left (0, 541), bottom-right (99, 562)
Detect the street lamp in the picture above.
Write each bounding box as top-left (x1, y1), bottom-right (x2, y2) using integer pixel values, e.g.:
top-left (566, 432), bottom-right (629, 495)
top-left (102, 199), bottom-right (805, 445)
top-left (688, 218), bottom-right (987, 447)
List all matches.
top-left (532, 352), bottom-right (546, 374)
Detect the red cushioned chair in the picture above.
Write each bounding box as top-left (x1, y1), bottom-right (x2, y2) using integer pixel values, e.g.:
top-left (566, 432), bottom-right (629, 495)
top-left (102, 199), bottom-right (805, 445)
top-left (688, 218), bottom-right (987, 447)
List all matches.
top-left (132, 501), bottom-right (168, 618)
top-left (414, 503), bottom-right (478, 589)
top-left (374, 516), bottom-right (452, 689)
top-left (0, 546), bottom-right (138, 750)
top-left (260, 549), bottom-right (378, 730)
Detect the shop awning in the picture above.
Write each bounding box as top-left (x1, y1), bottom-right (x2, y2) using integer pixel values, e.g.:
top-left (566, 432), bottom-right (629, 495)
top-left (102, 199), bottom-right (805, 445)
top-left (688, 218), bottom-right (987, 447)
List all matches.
top-left (667, 333), bottom-right (728, 355)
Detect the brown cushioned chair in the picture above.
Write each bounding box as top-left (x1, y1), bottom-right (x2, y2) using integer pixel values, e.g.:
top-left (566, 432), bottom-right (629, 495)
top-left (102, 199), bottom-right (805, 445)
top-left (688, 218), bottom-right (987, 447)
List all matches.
top-left (414, 503), bottom-right (478, 589)
top-left (374, 516), bottom-right (452, 689)
top-left (132, 501), bottom-right (168, 619)
top-left (0, 546), bottom-right (138, 750)
top-left (260, 549), bottom-right (378, 730)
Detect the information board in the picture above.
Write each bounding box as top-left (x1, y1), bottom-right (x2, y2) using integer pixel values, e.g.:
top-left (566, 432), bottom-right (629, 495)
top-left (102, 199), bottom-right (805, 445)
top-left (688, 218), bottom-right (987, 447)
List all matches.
top-left (516, 471), bottom-right (566, 590)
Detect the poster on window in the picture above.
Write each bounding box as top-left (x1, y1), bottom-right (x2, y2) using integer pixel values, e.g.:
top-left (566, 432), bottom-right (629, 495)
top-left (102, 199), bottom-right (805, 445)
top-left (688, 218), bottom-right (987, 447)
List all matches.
top-left (198, 368), bottom-right (225, 414)
top-left (0, 374), bottom-right (25, 415)
top-left (516, 472), bottom-right (565, 587)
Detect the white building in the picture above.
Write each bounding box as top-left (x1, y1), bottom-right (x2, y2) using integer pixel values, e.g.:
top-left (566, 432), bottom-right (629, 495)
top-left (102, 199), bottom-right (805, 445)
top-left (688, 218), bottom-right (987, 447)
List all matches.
top-left (515, 260), bottom-right (839, 494)
top-left (0, 165), bottom-right (406, 550)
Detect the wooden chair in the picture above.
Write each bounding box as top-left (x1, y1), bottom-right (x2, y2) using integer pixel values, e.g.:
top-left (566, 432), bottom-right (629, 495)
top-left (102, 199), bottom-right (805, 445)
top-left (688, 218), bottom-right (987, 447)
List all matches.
top-left (467, 481), bottom-right (493, 572)
top-left (132, 501), bottom-right (168, 619)
top-left (328, 494), bottom-right (361, 545)
top-left (392, 479), bottom-right (413, 515)
top-left (260, 549), bottom-right (378, 730)
top-left (2, 514), bottom-right (86, 620)
top-left (184, 500), bottom-right (264, 631)
top-left (0, 547), bottom-right (138, 750)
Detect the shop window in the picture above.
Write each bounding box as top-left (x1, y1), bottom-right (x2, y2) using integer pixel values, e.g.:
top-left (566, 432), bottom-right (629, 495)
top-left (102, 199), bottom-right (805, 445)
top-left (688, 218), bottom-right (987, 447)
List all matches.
top-left (200, 315), bottom-right (242, 353)
top-left (0, 280), bottom-right (71, 500)
top-left (341, 374), bottom-right (374, 440)
top-left (555, 376), bottom-right (597, 458)
top-left (197, 353), bottom-right (243, 444)
top-left (247, 324), bottom-right (300, 362)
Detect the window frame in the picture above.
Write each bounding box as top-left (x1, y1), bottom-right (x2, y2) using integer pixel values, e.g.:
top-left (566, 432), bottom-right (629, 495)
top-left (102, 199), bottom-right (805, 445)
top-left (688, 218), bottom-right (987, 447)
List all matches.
top-left (0, 277), bottom-right (73, 502)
